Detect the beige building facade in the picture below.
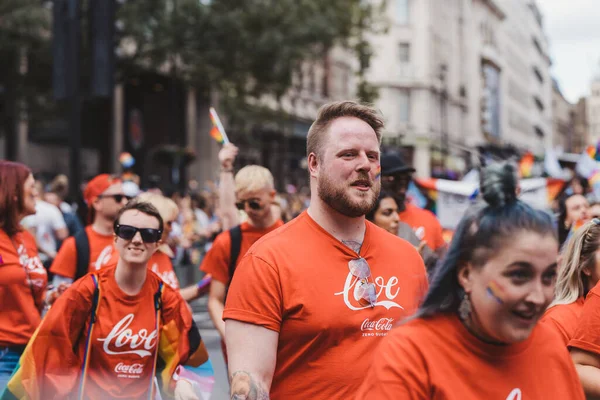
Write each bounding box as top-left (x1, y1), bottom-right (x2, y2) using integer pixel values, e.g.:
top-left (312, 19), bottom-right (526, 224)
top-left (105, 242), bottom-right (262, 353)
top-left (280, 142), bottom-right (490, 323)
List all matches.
top-left (367, 0), bottom-right (553, 177)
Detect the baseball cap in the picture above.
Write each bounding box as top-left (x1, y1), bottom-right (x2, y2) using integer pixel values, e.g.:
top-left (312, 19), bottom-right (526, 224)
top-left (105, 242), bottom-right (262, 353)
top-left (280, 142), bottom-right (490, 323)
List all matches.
top-left (380, 153), bottom-right (416, 176)
top-left (83, 174), bottom-right (121, 205)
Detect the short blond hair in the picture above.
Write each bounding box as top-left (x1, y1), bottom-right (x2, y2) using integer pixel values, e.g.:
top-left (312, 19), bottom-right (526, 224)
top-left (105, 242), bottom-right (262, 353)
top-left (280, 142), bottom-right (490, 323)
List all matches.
top-left (235, 165), bottom-right (274, 194)
top-left (307, 100), bottom-right (384, 159)
top-left (136, 192), bottom-right (179, 222)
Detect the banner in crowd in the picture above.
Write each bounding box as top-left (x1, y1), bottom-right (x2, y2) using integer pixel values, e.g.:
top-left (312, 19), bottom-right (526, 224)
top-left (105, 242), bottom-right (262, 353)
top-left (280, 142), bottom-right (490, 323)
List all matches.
top-left (414, 178), bottom-right (566, 230)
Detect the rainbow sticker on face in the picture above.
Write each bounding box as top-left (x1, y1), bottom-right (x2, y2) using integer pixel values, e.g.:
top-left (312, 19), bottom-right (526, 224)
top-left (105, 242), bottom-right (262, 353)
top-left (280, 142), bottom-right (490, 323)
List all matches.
top-left (486, 280), bottom-right (505, 304)
top-left (375, 165), bottom-right (381, 180)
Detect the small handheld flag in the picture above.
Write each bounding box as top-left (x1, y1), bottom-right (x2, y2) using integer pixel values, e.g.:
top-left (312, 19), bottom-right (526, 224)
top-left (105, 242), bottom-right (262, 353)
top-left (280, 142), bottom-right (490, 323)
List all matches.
top-left (209, 107), bottom-right (230, 145)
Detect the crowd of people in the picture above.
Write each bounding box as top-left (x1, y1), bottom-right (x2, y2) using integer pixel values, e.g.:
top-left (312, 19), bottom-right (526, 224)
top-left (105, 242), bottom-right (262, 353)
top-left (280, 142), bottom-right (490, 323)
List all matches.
top-left (2, 100), bottom-right (600, 399)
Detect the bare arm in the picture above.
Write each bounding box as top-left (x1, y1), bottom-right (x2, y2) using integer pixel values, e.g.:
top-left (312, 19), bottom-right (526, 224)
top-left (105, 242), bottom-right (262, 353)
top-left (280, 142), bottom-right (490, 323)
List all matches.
top-left (571, 348), bottom-right (600, 399)
top-left (218, 143), bottom-right (240, 231)
top-left (55, 227), bottom-right (69, 241)
top-left (207, 280), bottom-right (227, 338)
top-left (226, 320), bottom-right (278, 400)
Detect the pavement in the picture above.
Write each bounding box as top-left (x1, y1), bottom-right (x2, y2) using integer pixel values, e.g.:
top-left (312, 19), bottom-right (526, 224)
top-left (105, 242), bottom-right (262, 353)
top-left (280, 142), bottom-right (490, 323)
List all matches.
top-left (192, 296), bottom-right (229, 400)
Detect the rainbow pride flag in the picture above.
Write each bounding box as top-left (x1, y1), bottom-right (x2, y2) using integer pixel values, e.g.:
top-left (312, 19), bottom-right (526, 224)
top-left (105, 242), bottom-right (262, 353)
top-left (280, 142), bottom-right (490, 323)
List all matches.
top-left (209, 107), bottom-right (230, 145)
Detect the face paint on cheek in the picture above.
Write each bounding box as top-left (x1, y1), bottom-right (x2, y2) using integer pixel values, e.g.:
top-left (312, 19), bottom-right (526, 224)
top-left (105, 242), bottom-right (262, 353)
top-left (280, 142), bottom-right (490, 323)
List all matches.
top-left (375, 165), bottom-right (381, 180)
top-left (486, 279), bottom-right (506, 304)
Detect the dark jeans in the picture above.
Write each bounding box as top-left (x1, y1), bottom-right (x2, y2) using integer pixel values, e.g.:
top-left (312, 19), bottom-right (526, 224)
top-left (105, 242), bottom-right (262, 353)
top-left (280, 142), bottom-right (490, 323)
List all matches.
top-left (0, 347), bottom-right (22, 393)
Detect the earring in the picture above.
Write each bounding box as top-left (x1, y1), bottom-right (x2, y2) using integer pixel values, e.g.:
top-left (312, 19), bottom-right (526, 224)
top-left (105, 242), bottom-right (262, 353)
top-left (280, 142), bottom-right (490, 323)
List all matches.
top-left (458, 293), bottom-right (472, 321)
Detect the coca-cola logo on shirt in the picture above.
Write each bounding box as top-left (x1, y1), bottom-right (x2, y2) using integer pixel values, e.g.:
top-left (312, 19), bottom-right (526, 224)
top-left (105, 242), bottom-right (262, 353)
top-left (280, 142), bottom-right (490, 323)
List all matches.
top-left (114, 362), bottom-right (144, 376)
top-left (17, 244), bottom-right (46, 288)
top-left (97, 314), bottom-right (158, 358)
top-left (94, 245), bottom-right (114, 270)
top-left (360, 318), bottom-right (394, 332)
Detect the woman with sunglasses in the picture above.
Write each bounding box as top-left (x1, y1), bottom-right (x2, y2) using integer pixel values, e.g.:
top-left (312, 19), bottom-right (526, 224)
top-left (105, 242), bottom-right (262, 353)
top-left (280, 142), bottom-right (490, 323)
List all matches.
top-left (0, 161), bottom-right (47, 392)
top-left (356, 162), bottom-right (584, 399)
top-left (539, 219), bottom-right (600, 346)
top-left (4, 201), bottom-right (210, 400)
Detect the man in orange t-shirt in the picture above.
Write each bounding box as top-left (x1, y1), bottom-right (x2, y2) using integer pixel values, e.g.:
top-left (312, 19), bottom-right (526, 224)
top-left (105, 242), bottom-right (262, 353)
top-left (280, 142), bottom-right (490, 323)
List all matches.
top-left (49, 174), bottom-right (128, 293)
top-left (201, 163), bottom-right (283, 343)
top-left (223, 101), bottom-right (428, 399)
top-left (381, 152), bottom-right (446, 252)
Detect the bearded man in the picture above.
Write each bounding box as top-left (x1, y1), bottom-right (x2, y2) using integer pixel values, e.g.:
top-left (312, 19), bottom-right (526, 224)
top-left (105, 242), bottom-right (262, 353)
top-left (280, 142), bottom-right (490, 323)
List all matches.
top-left (223, 101), bottom-right (429, 400)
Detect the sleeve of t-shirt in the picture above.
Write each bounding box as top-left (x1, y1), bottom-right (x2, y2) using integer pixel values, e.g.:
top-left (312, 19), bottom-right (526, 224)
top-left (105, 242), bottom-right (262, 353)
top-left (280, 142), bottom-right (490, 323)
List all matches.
top-left (223, 253), bottom-right (283, 332)
top-left (539, 313), bottom-right (570, 347)
top-left (569, 291), bottom-right (600, 354)
top-left (355, 333), bottom-right (429, 400)
top-left (430, 215), bottom-right (445, 251)
top-left (199, 231), bottom-right (231, 285)
top-left (21, 215), bottom-right (37, 230)
top-left (49, 237), bottom-right (77, 279)
top-left (49, 206), bottom-right (67, 230)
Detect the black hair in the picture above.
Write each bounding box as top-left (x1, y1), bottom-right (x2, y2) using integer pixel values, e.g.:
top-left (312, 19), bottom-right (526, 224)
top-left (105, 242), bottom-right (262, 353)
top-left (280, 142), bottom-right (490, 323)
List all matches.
top-left (366, 190), bottom-right (396, 222)
top-left (416, 162), bottom-right (556, 319)
top-left (113, 200), bottom-right (164, 233)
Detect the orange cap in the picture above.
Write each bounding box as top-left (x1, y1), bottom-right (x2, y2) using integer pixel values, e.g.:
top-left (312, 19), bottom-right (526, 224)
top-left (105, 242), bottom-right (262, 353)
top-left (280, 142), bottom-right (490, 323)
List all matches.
top-left (83, 174), bottom-right (121, 205)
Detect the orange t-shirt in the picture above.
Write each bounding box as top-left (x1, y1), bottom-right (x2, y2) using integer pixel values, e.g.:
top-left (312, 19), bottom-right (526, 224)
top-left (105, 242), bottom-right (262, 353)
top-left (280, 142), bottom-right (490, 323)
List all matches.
top-left (200, 220), bottom-right (284, 285)
top-left (399, 203), bottom-right (445, 250)
top-left (50, 226), bottom-right (119, 279)
top-left (539, 297), bottom-right (585, 346)
top-left (148, 251), bottom-right (180, 289)
top-left (569, 284), bottom-right (600, 355)
top-left (356, 313), bottom-right (584, 399)
top-left (223, 211), bottom-right (428, 399)
top-left (0, 229), bottom-right (47, 346)
top-left (15, 266), bottom-right (209, 399)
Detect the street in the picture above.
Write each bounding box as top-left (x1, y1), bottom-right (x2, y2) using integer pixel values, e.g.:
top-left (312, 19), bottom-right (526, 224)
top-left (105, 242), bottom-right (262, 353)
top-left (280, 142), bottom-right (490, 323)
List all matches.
top-left (193, 297), bottom-right (229, 400)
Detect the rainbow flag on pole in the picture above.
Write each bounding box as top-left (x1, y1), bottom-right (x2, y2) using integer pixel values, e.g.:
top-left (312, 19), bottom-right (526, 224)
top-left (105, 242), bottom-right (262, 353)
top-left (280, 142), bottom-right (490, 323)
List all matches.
top-left (209, 107), bottom-right (230, 145)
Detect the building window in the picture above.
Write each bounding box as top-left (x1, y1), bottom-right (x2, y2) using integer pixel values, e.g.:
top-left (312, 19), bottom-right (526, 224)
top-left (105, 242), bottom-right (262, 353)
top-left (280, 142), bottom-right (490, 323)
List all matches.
top-left (533, 66), bottom-right (544, 84)
top-left (398, 43), bottom-right (410, 63)
top-left (398, 89), bottom-right (410, 122)
top-left (396, 0), bottom-right (409, 25)
top-left (533, 96), bottom-right (544, 112)
top-left (482, 62), bottom-right (501, 138)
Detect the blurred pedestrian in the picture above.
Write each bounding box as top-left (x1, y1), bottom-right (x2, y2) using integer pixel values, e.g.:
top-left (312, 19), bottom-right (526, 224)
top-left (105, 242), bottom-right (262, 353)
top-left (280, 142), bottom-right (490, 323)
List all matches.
top-left (48, 174), bottom-right (128, 301)
top-left (224, 101), bottom-right (428, 399)
top-left (381, 152), bottom-right (446, 255)
top-left (557, 193), bottom-right (589, 248)
top-left (2, 201), bottom-right (209, 400)
top-left (0, 161), bottom-right (47, 391)
top-left (21, 179), bottom-right (69, 268)
top-left (201, 162), bottom-right (283, 359)
top-left (540, 219), bottom-right (600, 345)
top-left (356, 162), bottom-right (583, 399)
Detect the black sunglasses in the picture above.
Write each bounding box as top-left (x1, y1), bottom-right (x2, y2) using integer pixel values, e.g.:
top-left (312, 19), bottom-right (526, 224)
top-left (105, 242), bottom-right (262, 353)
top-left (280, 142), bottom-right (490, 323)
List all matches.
top-left (236, 199), bottom-right (262, 210)
top-left (98, 194), bottom-right (132, 203)
top-left (115, 224), bottom-right (162, 243)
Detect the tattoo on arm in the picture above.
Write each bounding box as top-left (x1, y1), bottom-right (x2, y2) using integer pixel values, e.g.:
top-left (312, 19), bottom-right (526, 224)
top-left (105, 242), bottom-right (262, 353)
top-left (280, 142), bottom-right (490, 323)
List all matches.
top-left (230, 371), bottom-right (270, 400)
top-left (341, 240), bottom-right (363, 254)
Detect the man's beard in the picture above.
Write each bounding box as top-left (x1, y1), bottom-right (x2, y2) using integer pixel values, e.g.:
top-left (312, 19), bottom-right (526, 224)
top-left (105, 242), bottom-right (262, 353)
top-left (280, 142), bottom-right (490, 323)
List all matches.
top-left (317, 172), bottom-right (380, 218)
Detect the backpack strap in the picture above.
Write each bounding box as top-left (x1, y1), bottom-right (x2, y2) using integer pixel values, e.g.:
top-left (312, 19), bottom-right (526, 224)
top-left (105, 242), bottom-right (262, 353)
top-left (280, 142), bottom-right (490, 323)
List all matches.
top-left (228, 225), bottom-right (243, 281)
top-left (148, 281), bottom-right (164, 400)
top-left (78, 274), bottom-right (100, 400)
top-left (74, 229), bottom-right (91, 281)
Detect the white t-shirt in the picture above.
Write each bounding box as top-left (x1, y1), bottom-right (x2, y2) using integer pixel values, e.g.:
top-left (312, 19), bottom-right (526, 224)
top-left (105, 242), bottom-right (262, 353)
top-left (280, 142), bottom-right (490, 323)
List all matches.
top-left (22, 200), bottom-right (67, 260)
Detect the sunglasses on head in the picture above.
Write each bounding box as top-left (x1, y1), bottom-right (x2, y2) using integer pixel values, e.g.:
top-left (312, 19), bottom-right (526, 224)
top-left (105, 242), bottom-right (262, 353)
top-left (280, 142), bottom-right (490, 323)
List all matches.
top-left (98, 194), bottom-right (132, 203)
top-left (236, 199), bottom-right (262, 210)
top-left (115, 224), bottom-right (162, 243)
